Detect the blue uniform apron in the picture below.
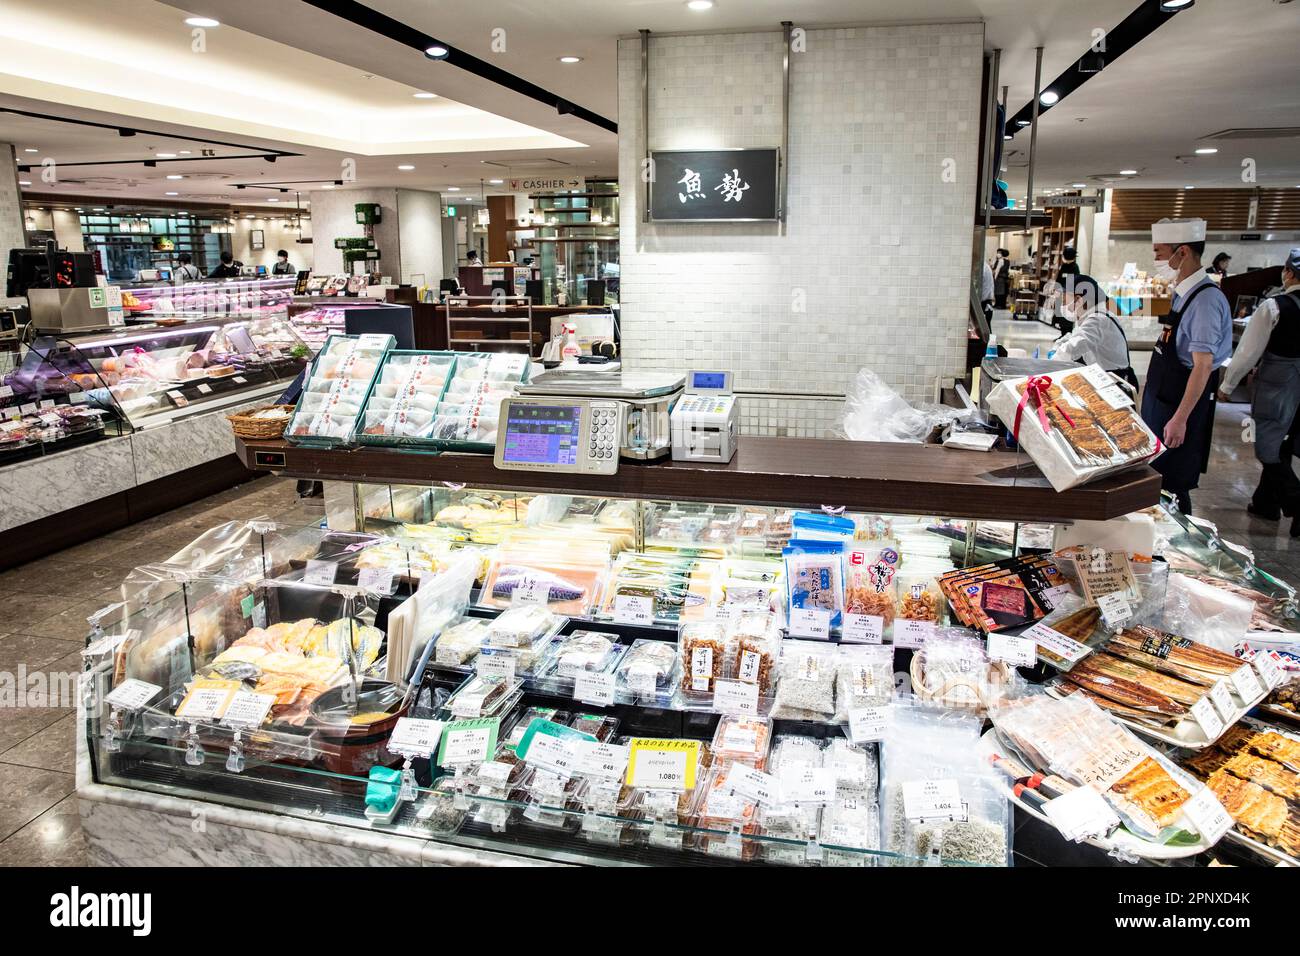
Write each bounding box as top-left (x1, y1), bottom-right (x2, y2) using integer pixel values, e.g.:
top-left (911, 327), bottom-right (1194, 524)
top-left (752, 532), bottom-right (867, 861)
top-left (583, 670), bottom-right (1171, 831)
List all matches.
top-left (1140, 283), bottom-right (1220, 493)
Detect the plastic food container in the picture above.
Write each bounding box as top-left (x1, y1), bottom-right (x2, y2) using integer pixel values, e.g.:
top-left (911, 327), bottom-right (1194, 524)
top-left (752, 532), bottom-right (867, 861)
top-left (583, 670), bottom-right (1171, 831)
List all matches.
top-left (709, 715), bottom-right (773, 769)
top-left (445, 674), bottom-right (523, 719)
top-left (616, 639), bottom-right (680, 705)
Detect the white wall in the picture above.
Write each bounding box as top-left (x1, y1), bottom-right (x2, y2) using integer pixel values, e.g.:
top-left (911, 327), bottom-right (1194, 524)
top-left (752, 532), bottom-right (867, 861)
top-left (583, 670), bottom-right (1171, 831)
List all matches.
top-left (0, 145), bottom-right (28, 307)
top-left (617, 24), bottom-right (983, 436)
top-left (232, 216), bottom-right (311, 272)
top-left (306, 187), bottom-right (401, 276)
top-left (1095, 236), bottom-right (1296, 281)
top-left (396, 188), bottom-right (443, 287)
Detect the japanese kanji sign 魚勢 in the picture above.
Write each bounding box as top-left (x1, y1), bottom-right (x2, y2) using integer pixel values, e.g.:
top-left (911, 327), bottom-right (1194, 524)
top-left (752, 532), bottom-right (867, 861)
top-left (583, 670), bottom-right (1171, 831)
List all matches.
top-left (649, 149), bottom-right (780, 221)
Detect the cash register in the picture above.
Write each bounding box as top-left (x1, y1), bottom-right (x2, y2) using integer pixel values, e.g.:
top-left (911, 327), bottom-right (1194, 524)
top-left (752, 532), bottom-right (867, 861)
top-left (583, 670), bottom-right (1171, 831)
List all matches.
top-left (670, 370), bottom-right (739, 463)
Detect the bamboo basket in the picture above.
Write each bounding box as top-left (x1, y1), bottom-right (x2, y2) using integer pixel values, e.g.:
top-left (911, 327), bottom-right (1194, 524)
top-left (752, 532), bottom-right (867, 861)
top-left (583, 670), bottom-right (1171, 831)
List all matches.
top-left (226, 404), bottom-right (295, 439)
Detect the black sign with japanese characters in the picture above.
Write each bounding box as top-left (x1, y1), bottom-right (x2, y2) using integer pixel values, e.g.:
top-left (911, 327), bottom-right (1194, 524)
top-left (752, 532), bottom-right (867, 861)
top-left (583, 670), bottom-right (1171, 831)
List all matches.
top-left (649, 149), bottom-right (780, 221)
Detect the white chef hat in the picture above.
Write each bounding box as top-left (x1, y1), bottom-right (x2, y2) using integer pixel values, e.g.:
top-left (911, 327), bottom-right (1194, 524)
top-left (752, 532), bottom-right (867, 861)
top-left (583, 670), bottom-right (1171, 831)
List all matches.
top-left (1151, 217), bottom-right (1207, 244)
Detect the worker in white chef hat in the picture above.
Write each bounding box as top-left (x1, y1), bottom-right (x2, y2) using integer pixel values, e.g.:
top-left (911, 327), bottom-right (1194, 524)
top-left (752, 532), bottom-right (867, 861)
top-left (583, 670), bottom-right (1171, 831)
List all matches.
top-left (1139, 217), bottom-right (1233, 515)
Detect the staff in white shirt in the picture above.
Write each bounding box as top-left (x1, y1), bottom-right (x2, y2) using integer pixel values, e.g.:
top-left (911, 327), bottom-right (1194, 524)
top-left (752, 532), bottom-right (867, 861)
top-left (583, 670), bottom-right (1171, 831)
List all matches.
top-left (1217, 247), bottom-right (1300, 529)
top-left (1050, 274), bottom-right (1138, 389)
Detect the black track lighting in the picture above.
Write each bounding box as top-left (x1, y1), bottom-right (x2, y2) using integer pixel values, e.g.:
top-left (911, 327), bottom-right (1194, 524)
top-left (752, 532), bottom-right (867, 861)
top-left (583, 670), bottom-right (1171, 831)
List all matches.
top-left (1078, 51), bottom-right (1105, 73)
top-left (143, 160), bottom-right (156, 167)
top-left (263, 155), bottom-right (277, 163)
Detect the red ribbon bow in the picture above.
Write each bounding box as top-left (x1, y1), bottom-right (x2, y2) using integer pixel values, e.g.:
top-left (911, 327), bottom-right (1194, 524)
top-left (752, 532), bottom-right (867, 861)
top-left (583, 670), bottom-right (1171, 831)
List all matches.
top-left (1013, 375), bottom-right (1074, 441)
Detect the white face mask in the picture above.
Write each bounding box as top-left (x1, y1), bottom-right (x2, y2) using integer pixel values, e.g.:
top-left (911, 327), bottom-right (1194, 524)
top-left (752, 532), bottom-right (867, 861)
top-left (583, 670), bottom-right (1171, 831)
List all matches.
top-left (1152, 258), bottom-right (1177, 282)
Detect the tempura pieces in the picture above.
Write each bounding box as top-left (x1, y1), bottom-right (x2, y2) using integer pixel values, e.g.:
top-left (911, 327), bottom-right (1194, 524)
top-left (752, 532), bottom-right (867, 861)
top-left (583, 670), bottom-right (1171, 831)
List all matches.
top-left (1204, 771), bottom-right (1300, 858)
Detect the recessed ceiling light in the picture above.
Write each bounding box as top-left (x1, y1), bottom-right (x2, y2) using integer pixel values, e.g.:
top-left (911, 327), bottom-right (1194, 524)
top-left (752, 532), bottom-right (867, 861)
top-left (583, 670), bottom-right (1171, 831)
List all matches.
top-left (179, 150), bottom-right (191, 155)
top-left (558, 56), bottom-right (582, 64)
top-left (165, 191), bottom-right (179, 196)
top-left (447, 186), bottom-right (460, 191)
top-left (1071, 183), bottom-right (1087, 188)
top-left (413, 92), bottom-right (437, 99)
top-left (1039, 90), bottom-right (1059, 106)
top-left (157, 152), bottom-right (177, 158)
top-left (322, 183), bottom-right (335, 189)
top-left (267, 198), bottom-right (279, 202)
top-left (18, 180), bottom-right (31, 186)
top-left (1015, 119), bottom-right (1031, 127)
top-left (488, 178), bottom-right (504, 185)
top-left (166, 174), bottom-right (183, 180)
top-left (1160, 0), bottom-right (1194, 11)
top-left (398, 164), bottom-right (415, 171)
top-left (1184, 185), bottom-right (1195, 190)
top-left (425, 45), bottom-right (449, 59)
top-left (23, 147), bottom-right (37, 153)
top-left (1120, 169), bottom-right (1138, 175)
top-left (184, 16), bottom-right (220, 27)
top-left (1003, 134), bottom-right (1012, 140)
top-left (687, 0), bottom-right (714, 10)
top-left (1194, 147), bottom-right (1218, 155)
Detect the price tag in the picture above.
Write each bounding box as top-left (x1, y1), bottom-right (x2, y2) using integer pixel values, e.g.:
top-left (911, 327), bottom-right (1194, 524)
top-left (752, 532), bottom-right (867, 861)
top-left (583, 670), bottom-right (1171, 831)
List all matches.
top-left (0, 385), bottom-right (11, 398)
top-left (357, 567), bottom-right (395, 595)
top-left (613, 594), bottom-right (654, 626)
top-left (779, 767), bottom-right (835, 805)
top-left (626, 738), bottom-right (699, 791)
top-left (1229, 665), bottom-right (1264, 702)
top-left (902, 778), bottom-right (967, 822)
top-left (573, 671), bottom-right (616, 707)
top-left (572, 741), bottom-right (629, 781)
top-left (726, 765), bottom-right (781, 807)
top-left (252, 601), bottom-right (267, 629)
top-left (104, 679), bottom-right (160, 711)
top-left (196, 383), bottom-right (213, 394)
top-left (1253, 652), bottom-right (1283, 690)
top-left (175, 686), bottom-right (235, 721)
top-left (19, 402), bottom-right (37, 415)
top-left (1042, 583), bottom-right (1075, 608)
top-left (987, 632), bottom-right (1037, 667)
top-left (893, 618), bottom-right (934, 649)
top-left (1181, 786), bottom-right (1233, 844)
top-left (437, 718), bottom-right (498, 766)
top-left (477, 654), bottom-right (516, 681)
top-left (303, 559), bottom-right (338, 587)
top-left (1190, 696), bottom-right (1225, 741)
top-left (39, 412), bottom-right (62, 426)
top-left (233, 376), bottom-right (248, 385)
top-left (526, 733), bottom-right (578, 776)
top-left (220, 691), bottom-right (275, 728)
top-left (789, 607), bottom-right (831, 639)
top-left (387, 717), bottom-right (444, 758)
top-left (712, 678), bottom-right (759, 716)
top-left (625, 663), bottom-right (658, 696)
top-left (843, 613), bottom-right (884, 644)
top-left (477, 761), bottom-right (513, 786)
top-left (848, 705), bottom-right (891, 743)
top-left (165, 391), bottom-right (187, 407)
top-left (1209, 680), bottom-right (1237, 723)
top-left (510, 576), bottom-right (548, 606)
top-left (356, 334), bottom-right (391, 349)
top-left (1023, 621), bottom-right (1090, 665)
top-left (1096, 591), bottom-right (1133, 628)
top-left (38, 399), bottom-right (55, 409)
top-left (1043, 785), bottom-right (1120, 842)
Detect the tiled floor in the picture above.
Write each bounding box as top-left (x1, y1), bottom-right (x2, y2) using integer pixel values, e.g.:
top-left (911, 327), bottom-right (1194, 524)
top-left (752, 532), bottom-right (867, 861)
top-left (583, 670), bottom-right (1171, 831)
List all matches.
top-left (0, 390), bottom-right (1293, 865)
top-left (0, 474), bottom-right (324, 866)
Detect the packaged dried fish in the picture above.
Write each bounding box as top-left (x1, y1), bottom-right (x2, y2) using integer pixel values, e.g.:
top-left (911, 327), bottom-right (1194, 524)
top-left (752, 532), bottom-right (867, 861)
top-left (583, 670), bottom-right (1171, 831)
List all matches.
top-left (771, 641), bottom-right (838, 720)
top-left (680, 622), bottom-right (726, 697)
top-left (434, 618), bottom-right (490, 665)
top-left (834, 644), bottom-right (895, 722)
top-left (446, 673), bottom-right (520, 719)
top-left (484, 605), bottom-right (566, 648)
top-left (551, 630), bottom-right (622, 678)
top-left (784, 539), bottom-right (846, 628)
top-left (710, 715), bottom-right (773, 769)
top-left (616, 639), bottom-right (680, 701)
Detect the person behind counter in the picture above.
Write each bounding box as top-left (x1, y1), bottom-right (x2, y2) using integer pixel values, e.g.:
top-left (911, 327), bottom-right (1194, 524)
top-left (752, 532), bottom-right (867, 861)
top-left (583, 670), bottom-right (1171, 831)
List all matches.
top-left (1207, 252), bottom-right (1232, 279)
top-left (465, 250), bottom-right (481, 266)
top-left (207, 251), bottom-right (241, 279)
top-left (992, 247), bottom-right (1010, 309)
top-left (271, 249), bottom-right (294, 275)
top-left (173, 252), bottom-right (202, 284)
top-left (1140, 217), bottom-right (1233, 516)
top-left (1216, 247), bottom-right (1300, 528)
top-left (1050, 274), bottom-right (1138, 389)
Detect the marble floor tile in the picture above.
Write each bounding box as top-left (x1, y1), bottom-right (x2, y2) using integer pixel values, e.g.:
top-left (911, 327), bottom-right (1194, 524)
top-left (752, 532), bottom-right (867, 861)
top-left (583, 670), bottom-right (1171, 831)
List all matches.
top-left (0, 714), bottom-right (75, 773)
top-left (0, 634), bottom-right (83, 671)
top-left (0, 707), bottom-right (70, 753)
top-left (0, 763), bottom-right (75, 841)
top-left (22, 597), bottom-right (116, 642)
top-left (0, 796), bottom-right (89, 866)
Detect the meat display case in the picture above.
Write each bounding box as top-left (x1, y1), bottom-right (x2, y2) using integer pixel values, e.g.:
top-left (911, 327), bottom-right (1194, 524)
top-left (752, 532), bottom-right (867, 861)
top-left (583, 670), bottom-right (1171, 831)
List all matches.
top-left (119, 276), bottom-right (296, 325)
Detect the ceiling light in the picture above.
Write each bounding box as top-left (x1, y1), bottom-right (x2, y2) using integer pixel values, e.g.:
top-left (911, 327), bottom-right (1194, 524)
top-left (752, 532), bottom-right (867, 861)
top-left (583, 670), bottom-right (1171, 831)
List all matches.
top-left (18, 180), bottom-right (31, 186)
top-left (165, 192), bottom-right (179, 196)
top-left (321, 183), bottom-right (335, 189)
top-left (1194, 147), bottom-right (1218, 155)
top-left (157, 152), bottom-right (177, 158)
top-left (1003, 134), bottom-right (1012, 140)
top-left (185, 16), bottom-right (220, 27)
top-left (179, 150), bottom-right (191, 155)
top-left (1039, 90), bottom-right (1059, 106)
top-left (425, 45), bottom-right (449, 59)
top-left (1015, 119), bottom-right (1031, 127)
top-left (1071, 183), bottom-right (1087, 188)
top-left (398, 164), bottom-right (415, 171)
top-left (687, 0), bottom-right (714, 9)
top-left (1160, 0), bottom-right (1194, 11)
top-left (1078, 51), bottom-right (1105, 73)
top-left (1120, 169), bottom-right (1138, 175)
top-left (23, 147), bottom-right (37, 153)
top-left (447, 186), bottom-right (460, 191)
top-left (488, 178), bottom-right (504, 185)
top-left (558, 56), bottom-right (582, 64)
top-left (267, 198), bottom-right (279, 202)
top-left (1184, 185), bottom-right (1195, 190)
top-left (118, 128), bottom-right (136, 137)
top-left (413, 92), bottom-right (437, 99)
top-left (166, 174), bottom-right (183, 180)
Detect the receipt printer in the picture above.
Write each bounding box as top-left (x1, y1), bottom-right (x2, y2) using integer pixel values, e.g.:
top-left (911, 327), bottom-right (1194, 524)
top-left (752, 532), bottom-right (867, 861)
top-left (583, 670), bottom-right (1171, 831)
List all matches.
top-left (670, 370), bottom-right (738, 463)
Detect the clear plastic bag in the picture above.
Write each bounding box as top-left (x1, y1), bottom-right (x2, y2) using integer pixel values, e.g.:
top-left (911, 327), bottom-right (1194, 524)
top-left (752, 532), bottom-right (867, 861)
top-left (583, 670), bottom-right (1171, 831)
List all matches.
top-left (840, 368), bottom-right (964, 443)
top-left (1162, 572), bottom-right (1254, 651)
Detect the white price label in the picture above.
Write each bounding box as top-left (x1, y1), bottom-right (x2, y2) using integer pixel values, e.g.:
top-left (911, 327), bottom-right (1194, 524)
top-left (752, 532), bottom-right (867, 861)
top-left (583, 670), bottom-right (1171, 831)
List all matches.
top-left (1043, 785), bottom-right (1120, 842)
top-left (303, 559), bottom-right (338, 587)
top-left (1253, 652), bottom-right (1283, 690)
top-left (357, 567), bottom-right (395, 595)
top-left (221, 691), bottom-right (275, 728)
top-left (987, 632), bottom-right (1037, 667)
top-left (387, 717), bottom-right (444, 757)
top-left (233, 376), bottom-right (248, 384)
top-left (789, 607), bottom-right (831, 639)
top-left (572, 741), bottom-right (629, 781)
top-left (613, 594), bottom-right (654, 626)
top-left (726, 765), bottom-right (781, 807)
top-left (848, 705), bottom-right (891, 744)
top-left (1181, 786), bottom-right (1233, 844)
top-left (843, 613), bottom-right (884, 644)
top-left (625, 663), bottom-right (658, 695)
top-left (510, 576), bottom-right (548, 606)
top-left (629, 749), bottom-right (688, 791)
top-left (893, 618), bottom-right (934, 649)
top-left (477, 654), bottom-right (516, 681)
top-left (19, 402), bottom-right (37, 415)
top-left (573, 671), bottom-right (616, 707)
top-left (175, 687), bottom-right (232, 721)
top-left (526, 734), bottom-right (577, 776)
top-left (356, 334), bottom-right (391, 349)
top-left (1229, 665), bottom-right (1264, 702)
top-left (1023, 621), bottom-right (1090, 665)
top-left (1096, 591), bottom-right (1133, 628)
top-left (779, 767), bottom-right (836, 805)
top-left (1190, 696), bottom-right (1225, 741)
top-left (1209, 680), bottom-right (1237, 723)
top-left (902, 778), bottom-right (967, 822)
top-left (196, 383), bottom-right (213, 394)
top-left (712, 678), bottom-right (759, 716)
top-left (0, 385), bottom-right (11, 398)
top-left (38, 399), bottom-right (54, 409)
top-left (104, 679), bottom-right (161, 711)
top-left (441, 726), bottom-right (492, 764)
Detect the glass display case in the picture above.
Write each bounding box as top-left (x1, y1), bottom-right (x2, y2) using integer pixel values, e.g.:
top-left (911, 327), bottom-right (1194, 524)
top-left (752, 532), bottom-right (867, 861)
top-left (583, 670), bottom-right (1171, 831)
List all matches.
top-left (81, 472), bottom-right (1300, 868)
top-left (118, 277), bottom-right (295, 325)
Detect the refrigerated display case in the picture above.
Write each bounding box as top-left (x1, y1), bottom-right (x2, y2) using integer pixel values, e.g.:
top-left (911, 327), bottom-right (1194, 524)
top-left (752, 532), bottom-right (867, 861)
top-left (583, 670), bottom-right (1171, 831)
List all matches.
top-left (118, 277), bottom-right (295, 325)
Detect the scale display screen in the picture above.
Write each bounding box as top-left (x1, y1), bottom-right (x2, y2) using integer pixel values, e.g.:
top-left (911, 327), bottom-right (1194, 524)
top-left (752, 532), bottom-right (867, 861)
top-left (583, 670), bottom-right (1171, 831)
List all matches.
top-left (691, 371), bottom-right (727, 391)
top-left (501, 403), bottom-right (583, 466)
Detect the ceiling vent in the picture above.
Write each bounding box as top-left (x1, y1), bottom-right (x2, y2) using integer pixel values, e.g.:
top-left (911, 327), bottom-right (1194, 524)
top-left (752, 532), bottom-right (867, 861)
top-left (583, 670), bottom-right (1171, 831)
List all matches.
top-left (479, 158), bottom-right (573, 169)
top-left (1202, 127), bottom-right (1300, 141)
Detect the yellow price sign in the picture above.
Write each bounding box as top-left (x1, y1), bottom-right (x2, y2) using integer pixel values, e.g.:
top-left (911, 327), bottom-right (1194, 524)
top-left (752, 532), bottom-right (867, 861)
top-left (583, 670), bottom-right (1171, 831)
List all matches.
top-left (625, 738), bottom-right (700, 792)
